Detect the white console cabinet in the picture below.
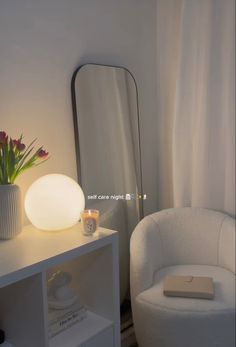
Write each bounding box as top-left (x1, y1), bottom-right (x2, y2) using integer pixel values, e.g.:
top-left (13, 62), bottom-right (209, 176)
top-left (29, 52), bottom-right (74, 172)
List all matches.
top-left (0, 224), bottom-right (120, 347)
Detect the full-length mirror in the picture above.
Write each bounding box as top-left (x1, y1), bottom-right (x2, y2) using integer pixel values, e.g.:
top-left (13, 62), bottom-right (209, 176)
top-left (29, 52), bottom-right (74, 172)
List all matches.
top-left (72, 64), bottom-right (143, 302)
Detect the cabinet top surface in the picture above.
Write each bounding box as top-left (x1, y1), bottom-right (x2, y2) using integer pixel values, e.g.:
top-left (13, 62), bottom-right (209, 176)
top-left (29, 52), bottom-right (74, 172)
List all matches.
top-left (0, 224), bottom-right (117, 287)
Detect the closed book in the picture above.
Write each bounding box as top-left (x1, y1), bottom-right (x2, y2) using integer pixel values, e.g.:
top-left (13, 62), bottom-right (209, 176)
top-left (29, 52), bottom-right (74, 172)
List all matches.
top-left (49, 307), bottom-right (87, 338)
top-left (48, 301), bottom-right (84, 324)
top-left (163, 275), bottom-right (214, 299)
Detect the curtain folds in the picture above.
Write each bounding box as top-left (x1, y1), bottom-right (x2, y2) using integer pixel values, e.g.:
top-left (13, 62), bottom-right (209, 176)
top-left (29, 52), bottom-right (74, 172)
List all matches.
top-left (157, 0), bottom-right (235, 217)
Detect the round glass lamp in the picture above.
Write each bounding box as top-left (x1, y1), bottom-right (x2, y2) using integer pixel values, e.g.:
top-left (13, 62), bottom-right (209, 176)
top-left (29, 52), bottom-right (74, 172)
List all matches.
top-left (25, 174), bottom-right (85, 231)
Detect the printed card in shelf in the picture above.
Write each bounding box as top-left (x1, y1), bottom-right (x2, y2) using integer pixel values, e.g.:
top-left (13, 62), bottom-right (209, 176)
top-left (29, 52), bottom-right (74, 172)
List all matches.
top-left (48, 302), bottom-right (87, 338)
top-left (48, 301), bottom-right (84, 323)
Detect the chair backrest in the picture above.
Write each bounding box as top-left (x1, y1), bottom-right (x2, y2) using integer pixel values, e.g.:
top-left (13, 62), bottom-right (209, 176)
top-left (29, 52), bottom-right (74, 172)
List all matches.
top-left (130, 207), bottom-right (235, 298)
top-left (148, 207), bottom-right (235, 272)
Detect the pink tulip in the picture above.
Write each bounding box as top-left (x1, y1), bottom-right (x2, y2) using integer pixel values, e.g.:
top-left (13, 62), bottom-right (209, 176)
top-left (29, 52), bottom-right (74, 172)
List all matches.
top-left (0, 132), bottom-right (49, 184)
top-left (12, 139), bottom-right (26, 152)
top-left (0, 131), bottom-right (8, 145)
top-left (17, 142), bottom-right (26, 151)
top-left (38, 149), bottom-right (49, 159)
top-left (12, 139), bottom-right (18, 147)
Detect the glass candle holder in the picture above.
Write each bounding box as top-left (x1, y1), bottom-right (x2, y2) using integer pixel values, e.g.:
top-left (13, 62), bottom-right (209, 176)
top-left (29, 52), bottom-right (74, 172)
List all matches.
top-left (81, 209), bottom-right (100, 236)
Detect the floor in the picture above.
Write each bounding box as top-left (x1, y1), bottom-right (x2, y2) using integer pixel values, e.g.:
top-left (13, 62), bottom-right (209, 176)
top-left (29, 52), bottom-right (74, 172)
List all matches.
top-left (121, 300), bottom-right (138, 347)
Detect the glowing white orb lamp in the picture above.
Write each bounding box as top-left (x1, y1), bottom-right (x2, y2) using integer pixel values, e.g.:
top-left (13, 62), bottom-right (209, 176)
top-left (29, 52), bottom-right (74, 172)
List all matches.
top-left (25, 174), bottom-right (85, 231)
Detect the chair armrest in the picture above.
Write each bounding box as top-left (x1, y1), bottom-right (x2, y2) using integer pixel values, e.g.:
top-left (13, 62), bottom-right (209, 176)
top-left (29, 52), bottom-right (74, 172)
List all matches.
top-left (130, 215), bottom-right (164, 298)
top-left (219, 216), bottom-right (235, 274)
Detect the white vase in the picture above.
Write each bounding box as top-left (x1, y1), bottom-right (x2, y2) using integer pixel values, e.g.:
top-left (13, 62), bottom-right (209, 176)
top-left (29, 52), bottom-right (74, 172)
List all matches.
top-left (0, 184), bottom-right (22, 240)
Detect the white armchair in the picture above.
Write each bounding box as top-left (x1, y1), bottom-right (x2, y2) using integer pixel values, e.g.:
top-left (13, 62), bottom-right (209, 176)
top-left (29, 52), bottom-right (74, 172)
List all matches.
top-left (130, 208), bottom-right (235, 347)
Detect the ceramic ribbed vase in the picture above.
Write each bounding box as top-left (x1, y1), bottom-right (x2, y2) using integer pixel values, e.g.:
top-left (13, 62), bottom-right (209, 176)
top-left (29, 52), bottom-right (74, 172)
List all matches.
top-left (0, 184), bottom-right (22, 240)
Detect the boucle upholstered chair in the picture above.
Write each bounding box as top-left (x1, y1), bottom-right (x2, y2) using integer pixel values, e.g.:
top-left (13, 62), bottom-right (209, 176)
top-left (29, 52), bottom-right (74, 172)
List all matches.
top-left (130, 208), bottom-right (235, 347)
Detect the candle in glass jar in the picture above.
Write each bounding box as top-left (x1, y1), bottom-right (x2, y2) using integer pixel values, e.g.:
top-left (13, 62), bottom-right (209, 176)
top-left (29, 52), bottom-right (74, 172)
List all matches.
top-left (81, 209), bottom-right (99, 236)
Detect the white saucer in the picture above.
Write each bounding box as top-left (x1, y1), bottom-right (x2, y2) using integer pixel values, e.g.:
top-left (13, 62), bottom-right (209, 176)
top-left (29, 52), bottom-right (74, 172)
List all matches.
top-left (48, 295), bottom-right (78, 309)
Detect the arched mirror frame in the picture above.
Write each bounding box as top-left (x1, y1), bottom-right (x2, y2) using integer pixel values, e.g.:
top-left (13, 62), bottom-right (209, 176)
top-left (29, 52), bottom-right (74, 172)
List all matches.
top-left (71, 63), bottom-right (144, 220)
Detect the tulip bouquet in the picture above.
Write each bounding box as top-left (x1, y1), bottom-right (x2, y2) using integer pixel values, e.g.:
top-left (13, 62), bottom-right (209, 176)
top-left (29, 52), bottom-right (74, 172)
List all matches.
top-left (0, 131), bottom-right (49, 185)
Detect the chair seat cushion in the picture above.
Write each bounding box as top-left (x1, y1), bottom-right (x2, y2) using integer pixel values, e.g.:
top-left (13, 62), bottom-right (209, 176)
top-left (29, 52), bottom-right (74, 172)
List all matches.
top-left (137, 264), bottom-right (235, 314)
top-left (134, 265), bottom-right (235, 347)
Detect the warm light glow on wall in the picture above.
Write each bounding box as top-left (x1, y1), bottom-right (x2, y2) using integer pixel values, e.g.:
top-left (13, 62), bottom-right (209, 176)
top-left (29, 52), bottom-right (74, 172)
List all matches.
top-left (25, 174), bottom-right (85, 230)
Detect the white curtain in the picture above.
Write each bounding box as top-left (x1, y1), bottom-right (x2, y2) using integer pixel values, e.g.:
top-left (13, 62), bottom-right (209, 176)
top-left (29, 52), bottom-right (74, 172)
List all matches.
top-left (156, 0), bottom-right (235, 217)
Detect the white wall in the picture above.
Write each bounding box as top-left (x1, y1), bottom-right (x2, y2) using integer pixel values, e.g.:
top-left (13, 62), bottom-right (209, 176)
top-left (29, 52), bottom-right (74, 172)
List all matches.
top-left (0, 0), bottom-right (158, 224)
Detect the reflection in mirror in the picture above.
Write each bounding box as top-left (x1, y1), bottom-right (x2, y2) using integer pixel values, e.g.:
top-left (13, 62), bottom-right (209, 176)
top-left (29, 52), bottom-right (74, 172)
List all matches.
top-left (72, 64), bottom-right (143, 302)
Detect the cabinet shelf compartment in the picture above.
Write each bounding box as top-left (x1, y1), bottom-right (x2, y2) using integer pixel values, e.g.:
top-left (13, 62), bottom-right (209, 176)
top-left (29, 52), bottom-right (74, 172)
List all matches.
top-left (49, 311), bottom-right (113, 347)
top-left (0, 273), bottom-right (47, 347)
top-left (47, 244), bottom-right (117, 347)
top-left (0, 224), bottom-right (120, 347)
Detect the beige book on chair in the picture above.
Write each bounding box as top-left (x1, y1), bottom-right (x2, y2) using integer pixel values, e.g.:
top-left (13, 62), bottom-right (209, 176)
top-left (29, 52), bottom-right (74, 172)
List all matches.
top-left (163, 275), bottom-right (214, 299)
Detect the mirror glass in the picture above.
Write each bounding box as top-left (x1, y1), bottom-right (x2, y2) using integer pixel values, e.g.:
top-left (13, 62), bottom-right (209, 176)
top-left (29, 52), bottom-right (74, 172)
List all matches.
top-left (72, 64), bottom-right (143, 301)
